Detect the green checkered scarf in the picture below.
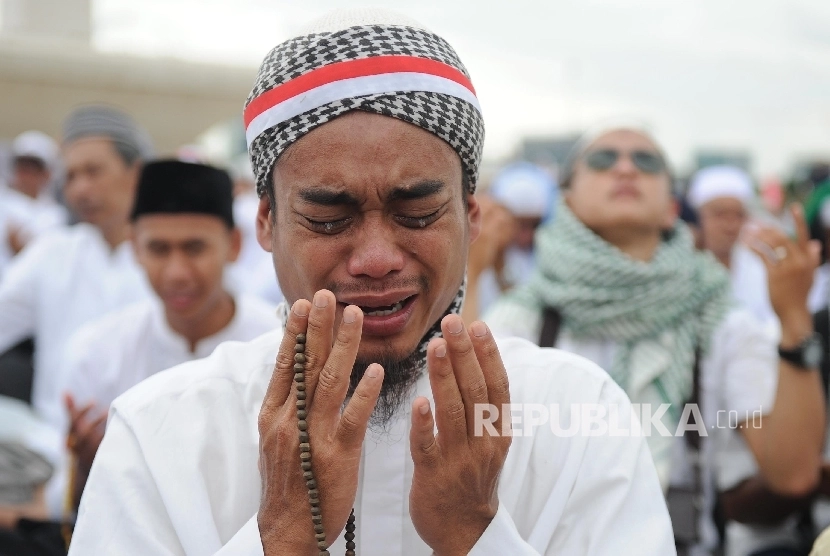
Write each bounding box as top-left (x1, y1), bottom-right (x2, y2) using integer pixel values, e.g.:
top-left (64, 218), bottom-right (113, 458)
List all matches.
top-left (505, 200), bottom-right (732, 415)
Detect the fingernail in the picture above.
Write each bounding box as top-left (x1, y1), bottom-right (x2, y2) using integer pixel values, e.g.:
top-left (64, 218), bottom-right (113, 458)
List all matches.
top-left (313, 291), bottom-right (328, 308)
top-left (471, 321), bottom-right (488, 338)
top-left (435, 342), bottom-right (447, 358)
top-left (447, 317), bottom-right (463, 335)
top-left (418, 401), bottom-right (430, 415)
top-left (366, 364), bottom-right (380, 378)
top-left (343, 306), bottom-right (356, 324)
top-left (292, 301), bottom-right (308, 317)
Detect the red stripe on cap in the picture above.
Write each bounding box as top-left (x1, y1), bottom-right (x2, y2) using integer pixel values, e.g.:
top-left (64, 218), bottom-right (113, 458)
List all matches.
top-left (244, 55), bottom-right (477, 128)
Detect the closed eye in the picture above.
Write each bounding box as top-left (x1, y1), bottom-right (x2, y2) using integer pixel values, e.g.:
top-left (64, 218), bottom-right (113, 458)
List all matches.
top-left (304, 216), bottom-right (352, 235)
top-left (395, 210), bottom-right (440, 229)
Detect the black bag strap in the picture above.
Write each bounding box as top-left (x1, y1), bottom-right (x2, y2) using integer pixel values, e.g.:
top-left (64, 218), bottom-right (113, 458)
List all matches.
top-left (685, 345), bottom-right (703, 451)
top-left (539, 307), bottom-right (562, 348)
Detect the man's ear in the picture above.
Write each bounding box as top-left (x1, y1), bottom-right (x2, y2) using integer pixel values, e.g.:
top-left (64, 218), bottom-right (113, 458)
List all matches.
top-left (227, 227), bottom-right (242, 263)
top-left (255, 195), bottom-right (274, 253)
top-left (467, 193), bottom-right (482, 244)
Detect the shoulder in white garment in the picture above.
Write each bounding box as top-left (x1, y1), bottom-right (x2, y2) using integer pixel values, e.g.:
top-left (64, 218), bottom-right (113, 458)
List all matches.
top-left (70, 328), bottom-right (675, 555)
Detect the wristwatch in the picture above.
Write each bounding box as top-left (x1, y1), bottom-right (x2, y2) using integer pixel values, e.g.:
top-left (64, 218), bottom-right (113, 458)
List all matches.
top-left (778, 332), bottom-right (823, 369)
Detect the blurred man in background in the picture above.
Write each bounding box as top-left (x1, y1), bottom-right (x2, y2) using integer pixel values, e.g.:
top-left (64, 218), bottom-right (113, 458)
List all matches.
top-left (485, 125), bottom-right (825, 555)
top-left (60, 159), bottom-right (277, 511)
top-left (0, 104), bottom-right (153, 516)
top-left (687, 165), bottom-right (777, 331)
top-left (464, 162), bottom-right (556, 323)
top-left (0, 131), bottom-right (67, 278)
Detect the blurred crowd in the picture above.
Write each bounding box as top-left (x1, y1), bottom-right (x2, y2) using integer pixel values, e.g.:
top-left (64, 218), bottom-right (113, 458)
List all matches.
top-left (1, 105), bottom-right (830, 556)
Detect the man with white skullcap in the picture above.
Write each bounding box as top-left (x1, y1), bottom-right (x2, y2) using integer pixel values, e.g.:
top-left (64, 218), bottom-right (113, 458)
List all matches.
top-left (687, 165), bottom-right (778, 328)
top-left (0, 105), bottom-right (153, 516)
top-left (71, 10), bottom-right (673, 555)
top-left (0, 131), bottom-right (68, 277)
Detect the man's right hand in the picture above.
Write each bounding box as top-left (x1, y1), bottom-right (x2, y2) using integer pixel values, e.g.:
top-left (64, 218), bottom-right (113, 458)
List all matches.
top-left (64, 393), bottom-right (107, 473)
top-left (257, 290), bottom-right (384, 555)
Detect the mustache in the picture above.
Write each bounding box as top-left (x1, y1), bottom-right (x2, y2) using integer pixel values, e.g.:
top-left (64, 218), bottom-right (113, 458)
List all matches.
top-left (324, 276), bottom-right (429, 298)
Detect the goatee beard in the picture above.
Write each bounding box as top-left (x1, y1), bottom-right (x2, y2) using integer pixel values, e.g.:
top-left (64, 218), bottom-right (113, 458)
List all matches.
top-left (348, 347), bottom-right (424, 431)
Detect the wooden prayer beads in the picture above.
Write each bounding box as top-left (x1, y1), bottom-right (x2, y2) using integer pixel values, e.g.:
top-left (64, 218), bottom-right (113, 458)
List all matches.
top-left (294, 332), bottom-right (356, 556)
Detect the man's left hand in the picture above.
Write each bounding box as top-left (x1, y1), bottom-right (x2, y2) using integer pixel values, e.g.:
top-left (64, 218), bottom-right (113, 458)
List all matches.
top-left (409, 315), bottom-right (512, 555)
top-left (744, 204), bottom-right (821, 342)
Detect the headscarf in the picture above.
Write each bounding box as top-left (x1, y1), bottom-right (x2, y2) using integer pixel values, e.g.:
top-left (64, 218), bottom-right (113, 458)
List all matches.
top-left (244, 7), bottom-right (484, 198)
top-left (249, 9), bottom-right (482, 360)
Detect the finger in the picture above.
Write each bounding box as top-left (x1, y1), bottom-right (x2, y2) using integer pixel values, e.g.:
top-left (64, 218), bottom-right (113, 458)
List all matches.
top-left (72, 402), bottom-right (97, 426)
top-left (809, 240), bottom-right (822, 269)
top-left (301, 290), bottom-right (337, 408)
top-left (335, 363), bottom-right (384, 450)
top-left (409, 397), bottom-right (439, 468)
top-left (744, 228), bottom-right (787, 267)
top-left (64, 392), bottom-right (76, 415)
top-left (791, 204), bottom-right (810, 250)
top-left (469, 321), bottom-right (511, 434)
top-left (426, 337), bottom-right (468, 448)
top-left (311, 305), bottom-right (363, 428)
top-left (261, 299), bottom-right (311, 418)
top-left (442, 315), bottom-right (489, 433)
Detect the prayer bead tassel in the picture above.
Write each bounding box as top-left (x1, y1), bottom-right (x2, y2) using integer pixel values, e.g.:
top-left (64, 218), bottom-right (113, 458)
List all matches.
top-left (295, 332), bottom-right (357, 555)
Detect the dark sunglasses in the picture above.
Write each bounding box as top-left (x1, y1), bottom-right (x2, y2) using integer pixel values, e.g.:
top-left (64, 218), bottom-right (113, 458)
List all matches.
top-left (583, 149), bottom-right (666, 174)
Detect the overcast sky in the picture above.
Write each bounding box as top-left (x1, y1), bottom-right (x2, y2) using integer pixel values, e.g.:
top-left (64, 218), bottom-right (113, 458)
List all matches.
top-left (93, 0), bottom-right (830, 176)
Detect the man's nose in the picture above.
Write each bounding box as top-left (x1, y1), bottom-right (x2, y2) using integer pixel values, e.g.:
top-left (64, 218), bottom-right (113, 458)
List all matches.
top-left (162, 252), bottom-right (193, 284)
top-left (346, 218), bottom-right (406, 279)
top-left (612, 153), bottom-right (638, 175)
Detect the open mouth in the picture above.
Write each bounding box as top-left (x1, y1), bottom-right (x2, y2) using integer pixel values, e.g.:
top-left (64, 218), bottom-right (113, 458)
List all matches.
top-left (358, 295), bottom-right (415, 317)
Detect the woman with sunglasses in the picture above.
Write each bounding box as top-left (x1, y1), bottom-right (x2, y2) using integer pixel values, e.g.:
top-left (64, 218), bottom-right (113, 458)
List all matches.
top-left (484, 125), bottom-right (825, 556)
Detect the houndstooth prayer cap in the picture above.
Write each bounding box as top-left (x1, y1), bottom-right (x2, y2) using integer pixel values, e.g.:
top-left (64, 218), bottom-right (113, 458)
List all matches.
top-left (244, 8), bottom-right (484, 198)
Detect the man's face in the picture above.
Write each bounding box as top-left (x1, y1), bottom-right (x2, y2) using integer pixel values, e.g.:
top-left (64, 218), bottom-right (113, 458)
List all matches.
top-left (256, 112), bottom-right (481, 364)
top-left (12, 157), bottom-right (51, 197)
top-left (133, 214), bottom-right (240, 320)
top-left (566, 130), bottom-right (674, 236)
top-left (63, 137), bottom-right (140, 231)
top-left (698, 197), bottom-right (747, 259)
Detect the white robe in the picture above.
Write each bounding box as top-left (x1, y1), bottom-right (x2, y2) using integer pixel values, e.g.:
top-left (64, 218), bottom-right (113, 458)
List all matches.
top-left (70, 325), bottom-right (676, 555)
top-left (62, 294), bottom-right (278, 410)
top-left (484, 305), bottom-right (778, 555)
top-left (0, 223), bottom-right (151, 431)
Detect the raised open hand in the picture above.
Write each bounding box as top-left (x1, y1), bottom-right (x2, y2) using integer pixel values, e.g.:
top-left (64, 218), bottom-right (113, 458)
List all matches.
top-left (257, 290), bottom-right (384, 555)
top-left (409, 315), bottom-right (512, 555)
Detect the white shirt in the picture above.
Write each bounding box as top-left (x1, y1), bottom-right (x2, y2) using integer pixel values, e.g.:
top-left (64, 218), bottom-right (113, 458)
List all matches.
top-left (0, 224), bottom-right (151, 431)
top-left (70, 326), bottom-right (676, 555)
top-left (485, 306), bottom-right (778, 555)
top-left (62, 294), bottom-right (278, 410)
top-left (0, 185), bottom-right (68, 278)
